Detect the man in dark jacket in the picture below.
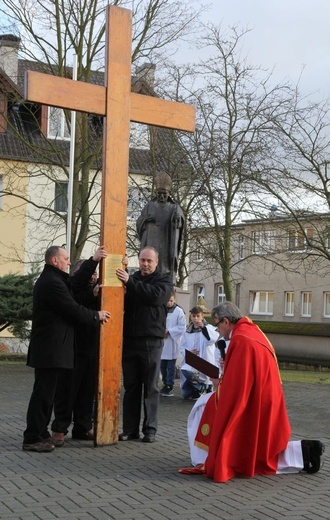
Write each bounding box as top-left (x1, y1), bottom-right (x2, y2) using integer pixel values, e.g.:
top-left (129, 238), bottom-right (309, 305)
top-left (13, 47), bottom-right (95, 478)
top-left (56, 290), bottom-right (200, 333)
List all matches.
top-left (116, 246), bottom-right (173, 443)
top-left (23, 245), bottom-right (110, 453)
top-left (50, 248), bottom-right (105, 446)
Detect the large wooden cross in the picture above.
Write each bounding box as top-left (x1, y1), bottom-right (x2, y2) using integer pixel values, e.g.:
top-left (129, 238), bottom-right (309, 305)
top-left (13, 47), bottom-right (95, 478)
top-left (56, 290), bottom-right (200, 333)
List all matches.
top-left (25, 5), bottom-right (195, 445)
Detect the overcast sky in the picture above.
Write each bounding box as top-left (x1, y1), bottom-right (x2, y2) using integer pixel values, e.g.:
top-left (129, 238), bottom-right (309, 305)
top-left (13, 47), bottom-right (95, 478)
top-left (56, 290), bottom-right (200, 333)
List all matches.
top-left (179, 0), bottom-right (330, 100)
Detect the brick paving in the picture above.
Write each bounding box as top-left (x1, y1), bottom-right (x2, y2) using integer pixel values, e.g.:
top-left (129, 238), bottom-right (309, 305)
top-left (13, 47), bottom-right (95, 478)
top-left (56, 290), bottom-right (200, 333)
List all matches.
top-left (0, 364), bottom-right (329, 520)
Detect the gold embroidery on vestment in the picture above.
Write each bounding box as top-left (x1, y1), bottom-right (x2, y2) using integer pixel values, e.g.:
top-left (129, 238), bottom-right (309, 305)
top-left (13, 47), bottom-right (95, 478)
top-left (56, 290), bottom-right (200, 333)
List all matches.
top-left (201, 423), bottom-right (210, 436)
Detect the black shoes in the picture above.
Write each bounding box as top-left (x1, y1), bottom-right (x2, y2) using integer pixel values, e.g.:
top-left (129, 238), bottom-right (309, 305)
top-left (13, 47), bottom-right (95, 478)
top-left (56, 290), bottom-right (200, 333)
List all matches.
top-left (190, 390), bottom-right (201, 401)
top-left (72, 430), bottom-right (94, 440)
top-left (22, 440), bottom-right (55, 453)
top-left (118, 431), bottom-right (156, 442)
top-left (118, 432), bottom-right (140, 441)
top-left (160, 386), bottom-right (174, 397)
top-left (301, 440), bottom-right (325, 473)
top-left (142, 434), bottom-right (156, 443)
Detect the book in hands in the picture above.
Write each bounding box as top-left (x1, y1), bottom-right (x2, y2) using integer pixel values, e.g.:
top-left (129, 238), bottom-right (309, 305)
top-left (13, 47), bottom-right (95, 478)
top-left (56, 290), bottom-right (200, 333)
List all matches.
top-left (185, 349), bottom-right (219, 379)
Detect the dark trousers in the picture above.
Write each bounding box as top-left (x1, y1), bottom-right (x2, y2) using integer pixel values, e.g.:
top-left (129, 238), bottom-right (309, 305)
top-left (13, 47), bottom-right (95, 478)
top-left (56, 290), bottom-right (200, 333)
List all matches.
top-left (23, 367), bottom-right (68, 444)
top-left (122, 336), bottom-right (163, 435)
top-left (160, 358), bottom-right (177, 388)
top-left (51, 354), bottom-right (96, 435)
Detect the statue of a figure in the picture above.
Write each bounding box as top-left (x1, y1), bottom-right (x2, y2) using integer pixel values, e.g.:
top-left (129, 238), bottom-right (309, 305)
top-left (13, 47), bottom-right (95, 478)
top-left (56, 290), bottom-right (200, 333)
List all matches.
top-left (136, 172), bottom-right (185, 282)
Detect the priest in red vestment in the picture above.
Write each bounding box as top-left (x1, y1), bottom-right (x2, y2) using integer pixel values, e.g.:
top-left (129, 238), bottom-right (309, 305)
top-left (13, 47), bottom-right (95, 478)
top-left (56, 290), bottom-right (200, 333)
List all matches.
top-left (179, 302), bottom-right (324, 483)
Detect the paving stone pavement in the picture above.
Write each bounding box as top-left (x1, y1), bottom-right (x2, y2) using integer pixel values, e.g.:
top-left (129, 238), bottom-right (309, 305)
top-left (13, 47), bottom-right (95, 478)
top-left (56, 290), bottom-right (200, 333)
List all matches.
top-left (0, 364), bottom-right (329, 520)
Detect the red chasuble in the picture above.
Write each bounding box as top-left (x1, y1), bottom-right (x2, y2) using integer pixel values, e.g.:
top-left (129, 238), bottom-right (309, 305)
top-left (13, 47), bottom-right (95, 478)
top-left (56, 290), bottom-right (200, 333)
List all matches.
top-left (195, 317), bottom-right (291, 483)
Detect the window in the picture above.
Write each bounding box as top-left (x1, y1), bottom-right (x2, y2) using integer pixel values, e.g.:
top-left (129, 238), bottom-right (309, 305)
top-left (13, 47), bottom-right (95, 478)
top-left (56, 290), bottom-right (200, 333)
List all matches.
top-left (252, 230), bottom-right (275, 254)
top-left (48, 107), bottom-right (70, 140)
top-left (55, 181), bottom-right (81, 213)
top-left (301, 292), bottom-right (312, 317)
top-left (288, 228), bottom-right (313, 251)
top-left (0, 175), bottom-right (3, 210)
top-left (288, 229), bottom-right (296, 250)
top-left (250, 291), bottom-right (274, 315)
top-left (235, 283), bottom-right (241, 308)
top-left (196, 285), bottom-right (204, 298)
top-left (238, 234), bottom-right (244, 259)
top-left (193, 244), bottom-right (204, 263)
top-left (325, 229), bottom-right (330, 250)
top-left (215, 284), bottom-right (226, 305)
top-left (323, 293), bottom-right (330, 317)
top-left (55, 181), bottom-right (68, 212)
top-left (284, 292), bottom-right (294, 316)
top-left (195, 285), bottom-right (205, 305)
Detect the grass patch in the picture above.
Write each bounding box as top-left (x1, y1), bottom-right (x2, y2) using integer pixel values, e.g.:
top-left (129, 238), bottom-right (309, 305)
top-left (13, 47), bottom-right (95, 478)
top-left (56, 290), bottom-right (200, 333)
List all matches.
top-left (0, 358), bottom-right (330, 383)
top-left (280, 370), bottom-right (330, 384)
top-left (0, 355), bottom-right (26, 364)
top-left (0, 360), bottom-right (26, 365)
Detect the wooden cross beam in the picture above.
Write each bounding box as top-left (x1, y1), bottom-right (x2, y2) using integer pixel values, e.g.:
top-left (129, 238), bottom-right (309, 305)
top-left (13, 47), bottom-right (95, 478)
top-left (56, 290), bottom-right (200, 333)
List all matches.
top-left (25, 4), bottom-right (195, 446)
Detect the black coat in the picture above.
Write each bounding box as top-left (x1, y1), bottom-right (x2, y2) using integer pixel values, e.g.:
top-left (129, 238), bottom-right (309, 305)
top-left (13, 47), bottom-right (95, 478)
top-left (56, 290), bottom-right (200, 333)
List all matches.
top-left (123, 268), bottom-right (173, 339)
top-left (27, 264), bottom-right (99, 369)
top-left (70, 257), bottom-right (99, 358)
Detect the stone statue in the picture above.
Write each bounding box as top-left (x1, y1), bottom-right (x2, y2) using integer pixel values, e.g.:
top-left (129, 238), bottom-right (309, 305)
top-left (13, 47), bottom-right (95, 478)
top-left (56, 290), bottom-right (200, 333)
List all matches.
top-left (136, 172), bottom-right (185, 282)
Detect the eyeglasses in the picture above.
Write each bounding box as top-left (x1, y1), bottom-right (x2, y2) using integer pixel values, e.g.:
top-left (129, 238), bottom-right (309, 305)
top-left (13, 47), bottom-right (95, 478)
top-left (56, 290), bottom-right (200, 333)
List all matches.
top-left (214, 318), bottom-right (224, 328)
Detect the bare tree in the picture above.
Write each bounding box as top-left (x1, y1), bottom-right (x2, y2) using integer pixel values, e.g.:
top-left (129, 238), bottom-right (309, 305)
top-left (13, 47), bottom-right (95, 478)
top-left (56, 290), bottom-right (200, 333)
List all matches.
top-left (161, 26), bottom-right (292, 300)
top-left (0, 0), bottom-right (204, 268)
top-left (252, 83), bottom-right (330, 275)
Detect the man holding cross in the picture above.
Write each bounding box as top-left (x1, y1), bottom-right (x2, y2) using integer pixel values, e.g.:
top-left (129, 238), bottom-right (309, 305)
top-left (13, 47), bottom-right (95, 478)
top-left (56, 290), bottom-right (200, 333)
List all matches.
top-left (116, 247), bottom-right (172, 443)
top-left (23, 245), bottom-right (110, 453)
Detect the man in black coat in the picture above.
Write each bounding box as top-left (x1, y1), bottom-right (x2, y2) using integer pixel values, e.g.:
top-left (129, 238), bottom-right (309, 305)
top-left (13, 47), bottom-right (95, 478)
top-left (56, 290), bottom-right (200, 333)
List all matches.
top-left (50, 251), bottom-right (104, 445)
top-left (23, 245), bottom-right (110, 453)
top-left (116, 246), bottom-right (173, 443)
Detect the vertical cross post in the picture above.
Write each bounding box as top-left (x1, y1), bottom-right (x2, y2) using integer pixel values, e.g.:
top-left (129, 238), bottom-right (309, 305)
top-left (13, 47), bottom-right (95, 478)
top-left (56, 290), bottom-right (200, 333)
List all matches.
top-left (95, 6), bottom-right (132, 445)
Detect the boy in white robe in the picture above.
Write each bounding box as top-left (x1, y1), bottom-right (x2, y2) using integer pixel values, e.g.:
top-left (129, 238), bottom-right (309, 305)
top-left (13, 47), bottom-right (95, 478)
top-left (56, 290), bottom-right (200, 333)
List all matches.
top-left (160, 291), bottom-right (186, 397)
top-left (180, 306), bottom-right (219, 399)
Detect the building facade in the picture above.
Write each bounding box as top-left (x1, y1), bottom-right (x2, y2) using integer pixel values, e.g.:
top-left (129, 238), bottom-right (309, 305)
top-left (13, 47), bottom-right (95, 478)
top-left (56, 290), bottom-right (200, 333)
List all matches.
top-left (188, 214), bottom-right (330, 365)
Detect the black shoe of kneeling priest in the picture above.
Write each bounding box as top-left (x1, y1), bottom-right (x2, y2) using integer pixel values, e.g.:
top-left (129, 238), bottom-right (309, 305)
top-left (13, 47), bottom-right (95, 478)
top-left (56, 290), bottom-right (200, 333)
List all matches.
top-left (301, 440), bottom-right (325, 474)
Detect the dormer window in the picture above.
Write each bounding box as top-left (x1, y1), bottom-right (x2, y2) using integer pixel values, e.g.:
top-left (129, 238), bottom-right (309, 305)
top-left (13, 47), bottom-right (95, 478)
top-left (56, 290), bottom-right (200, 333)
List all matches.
top-left (47, 107), bottom-right (70, 140)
